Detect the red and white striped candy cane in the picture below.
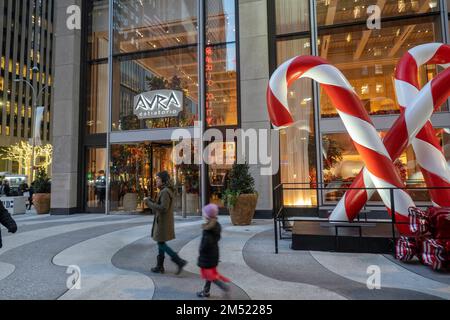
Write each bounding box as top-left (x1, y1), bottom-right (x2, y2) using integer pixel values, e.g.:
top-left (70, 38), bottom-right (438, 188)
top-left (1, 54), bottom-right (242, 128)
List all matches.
top-left (329, 44), bottom-right (450, 224)
top-left (396, 43), bottom-right (450, 207)
top-left (267, 56), bottom-right (415, 234)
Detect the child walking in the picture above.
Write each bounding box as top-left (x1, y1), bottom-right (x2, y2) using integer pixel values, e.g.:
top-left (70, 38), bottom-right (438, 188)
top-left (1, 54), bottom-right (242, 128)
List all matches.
top-left (197, 204), bottom-right (230, 298)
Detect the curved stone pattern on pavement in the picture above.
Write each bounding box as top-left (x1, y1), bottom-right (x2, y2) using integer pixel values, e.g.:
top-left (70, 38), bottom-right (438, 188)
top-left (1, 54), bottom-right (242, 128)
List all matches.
top-left (0, 214), bottom-right (449, 300)
top-left (310, 251), bottom-right (450, 300)
top-left (243, 229), bottom-right (444, 300)
top-left (54, 225), bottom-right (156, 300)
top-left (0, 221), bottom-right (150, 299)
top-left (179, 220), bottom-right (347, 300)
top-left (0, 262), bottom-right (15, 282)
top-left (111, 222), bottom-right (250, 300)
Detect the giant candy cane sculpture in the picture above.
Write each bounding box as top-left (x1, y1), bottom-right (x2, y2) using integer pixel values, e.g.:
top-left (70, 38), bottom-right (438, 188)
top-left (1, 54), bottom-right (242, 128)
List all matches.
top-left (329, 43), bottom-right (450, 223)
top-left (267, 56), bottom-right (415, 234)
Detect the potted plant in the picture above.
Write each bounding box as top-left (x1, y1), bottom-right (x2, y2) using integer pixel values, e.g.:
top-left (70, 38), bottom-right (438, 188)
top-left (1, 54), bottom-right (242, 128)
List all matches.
top-left (123, 182), bottom-right (139, 212)
top-left (222, 163), bottom-right (258, 225)
top-left (176, 163), bottom-right (200, 215)
top-left (122, 146), bottom-right (144, 212)
top-left (33, 168), bottom-right (51, 214)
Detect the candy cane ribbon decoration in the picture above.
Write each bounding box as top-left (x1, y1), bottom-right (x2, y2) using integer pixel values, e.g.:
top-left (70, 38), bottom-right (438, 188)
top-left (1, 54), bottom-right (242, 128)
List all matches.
top-left (267, 56), bottom-right (415, 234)
top-left (396, 43), bottom-right (450, 206)
top-left (329, 43), bottom-right (450, 223)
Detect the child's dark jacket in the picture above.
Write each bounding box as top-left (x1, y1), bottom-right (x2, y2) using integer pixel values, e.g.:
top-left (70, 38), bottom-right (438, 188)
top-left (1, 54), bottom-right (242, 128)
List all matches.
top-left (197, 219), bottom-right (221, 268)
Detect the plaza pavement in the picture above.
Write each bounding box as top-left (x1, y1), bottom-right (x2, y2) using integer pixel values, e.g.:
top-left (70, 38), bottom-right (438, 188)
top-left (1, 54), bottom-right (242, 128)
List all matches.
top-left (0, 213), bottom-right (449, 300)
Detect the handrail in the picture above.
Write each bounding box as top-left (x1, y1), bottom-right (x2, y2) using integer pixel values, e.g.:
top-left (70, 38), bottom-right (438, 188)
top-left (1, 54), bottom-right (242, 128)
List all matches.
top-left (275, 184), bottom-right (450, 191)
top-left (272, 182), bottom-right (450, 254)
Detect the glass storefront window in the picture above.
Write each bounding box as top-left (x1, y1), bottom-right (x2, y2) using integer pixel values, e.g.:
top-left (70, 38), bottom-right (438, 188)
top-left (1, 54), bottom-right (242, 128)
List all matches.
top-left (110, 143), bottom-right (170, 211)
top-left (83, 1), bottom-right (241, 212)
top-left (205, 43), bottom-right (238, 127)
top-left (111, 47), bottom-right (199, 131)
top-left (113, 0), bottom-right (198, 54)
top-left (87, 0), bottom-right (109, 60)
top-left (273, 0), bottom-right (448, 209)
top-left (174, 139), bottom-right (201, 214)
top-left (206, 0), bottom-right (236, 44)
top-left (109, 142), bottom-right (200, 214)
top-left (85, 147), bottom-right (107, 212)
top-left (208, 141), bottom-right (236, 207)
top-left (275, 0), bottom-right (310, 34)
top-left (322, 129), bottom-right (450, 203)
top-left (86, 63), bottom-right (108, 134)
top-left (322, 133), bottom-right (362, 189)
top-left (316, 0), bottom-right (439, 26)
top-left (319, 16), bottom-right (443, 118)
top-left (277, 37), bottom-right (317, 207)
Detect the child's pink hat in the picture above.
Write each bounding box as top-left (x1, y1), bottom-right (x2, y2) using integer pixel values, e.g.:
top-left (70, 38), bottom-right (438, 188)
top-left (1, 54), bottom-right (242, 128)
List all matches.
top-left (202, 203), bottom-right (219, 219)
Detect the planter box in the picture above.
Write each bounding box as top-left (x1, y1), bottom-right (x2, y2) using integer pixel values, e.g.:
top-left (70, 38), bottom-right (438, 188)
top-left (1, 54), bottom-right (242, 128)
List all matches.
top-left (0, 196), bottom-right (27, 215)
top-left (123, 193), bottom-right (138, 212)
top-left (33, 193), bottom-right (51, 214)
top-left (229, 194), bottom-right (258, 225)
top-left (182, 192), bottom-right (199, 215)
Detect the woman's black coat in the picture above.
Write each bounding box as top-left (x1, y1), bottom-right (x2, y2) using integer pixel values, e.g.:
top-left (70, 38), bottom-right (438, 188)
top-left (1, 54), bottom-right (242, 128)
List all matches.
top-left (0, 202), bottom-right (17, 248)
top-left (197, 219), bottom-right (221, 269)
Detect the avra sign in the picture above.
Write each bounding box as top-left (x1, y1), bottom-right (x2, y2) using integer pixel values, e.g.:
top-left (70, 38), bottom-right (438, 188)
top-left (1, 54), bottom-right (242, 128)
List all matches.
top-left (134, 90), bottom-right (183, 119)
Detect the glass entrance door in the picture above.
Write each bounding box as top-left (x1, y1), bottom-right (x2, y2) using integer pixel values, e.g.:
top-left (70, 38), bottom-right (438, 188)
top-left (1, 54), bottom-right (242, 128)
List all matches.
top-left (109, 142), bottom-right (177, 213)
top-left (85, 147), bottom-right (107, 213)
top-left (150, 143), bottom-right (174, 199)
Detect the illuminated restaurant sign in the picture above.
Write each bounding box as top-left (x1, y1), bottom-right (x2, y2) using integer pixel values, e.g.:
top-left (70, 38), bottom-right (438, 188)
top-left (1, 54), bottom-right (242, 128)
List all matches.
top-left (134, 89), bottom-right (183, 119)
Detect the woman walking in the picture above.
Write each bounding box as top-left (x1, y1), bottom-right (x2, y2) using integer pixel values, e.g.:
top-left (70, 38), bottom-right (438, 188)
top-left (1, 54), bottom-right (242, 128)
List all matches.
top-left (0, 201), bottom-right (17, 248)
top-left (144, 171), bottom-right (187, 274)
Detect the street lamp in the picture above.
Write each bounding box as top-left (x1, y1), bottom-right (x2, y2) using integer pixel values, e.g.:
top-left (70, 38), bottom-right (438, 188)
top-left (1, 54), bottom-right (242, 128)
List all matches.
top-left (14, 67), bottom-right (49, 183)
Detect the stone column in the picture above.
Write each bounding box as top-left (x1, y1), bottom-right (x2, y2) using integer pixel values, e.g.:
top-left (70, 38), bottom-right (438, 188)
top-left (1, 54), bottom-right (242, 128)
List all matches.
top-left (238, 0), bottom-right (275, 215)
top-left (50, 0), bottom-right (82, 214)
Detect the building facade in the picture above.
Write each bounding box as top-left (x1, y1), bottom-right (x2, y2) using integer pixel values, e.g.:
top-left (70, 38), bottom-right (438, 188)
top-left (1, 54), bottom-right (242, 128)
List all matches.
top-left (0, 0), bottom-right (53, 178)
top-left (51, 0), bottom-right (450, 215)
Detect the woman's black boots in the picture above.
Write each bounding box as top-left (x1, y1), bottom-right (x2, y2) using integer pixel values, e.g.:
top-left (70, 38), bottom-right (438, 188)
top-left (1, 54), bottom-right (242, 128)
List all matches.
top-left (151, 254), bottom-right (186, 274)
top-left (171, 255), bottom-right (187, 275)
top-left (151, 254), bottom-right (165, 273)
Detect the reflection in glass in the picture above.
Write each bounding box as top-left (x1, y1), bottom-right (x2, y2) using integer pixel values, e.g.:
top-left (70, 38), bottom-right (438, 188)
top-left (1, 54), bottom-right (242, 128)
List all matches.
top-left (206, 0), bottom-right (236, 44)
top-left (111, 47), bottom-right (199, 131)
top-left (88, 0), bottom-right (109, 60)
top-left (205, 44), bottom-right (238, 127)
top-left (85, 148), bottom-right (107, 212)
top-left (113, 0), bottom-right (198, 54)
top-left (275, 0), bottom-right (310, 34)
top-left (86, 63), bottom-right (108, 134)
top-left (109, 142), bottom-right (200, 214)
top-left (322, 129), bottom-right (450, 203)
top-left (277, 38), bottom-right (317, 207)
top-left (208, 142), bottom-right (236, 207)
top-left (318, 17), bottom-right (443, 117)
top-left (174, 139), bottom-right (201, 214)
top-left (110, 143), bottom-right (175, 212)
top-left (316, 0), bottom-right (439, 26)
